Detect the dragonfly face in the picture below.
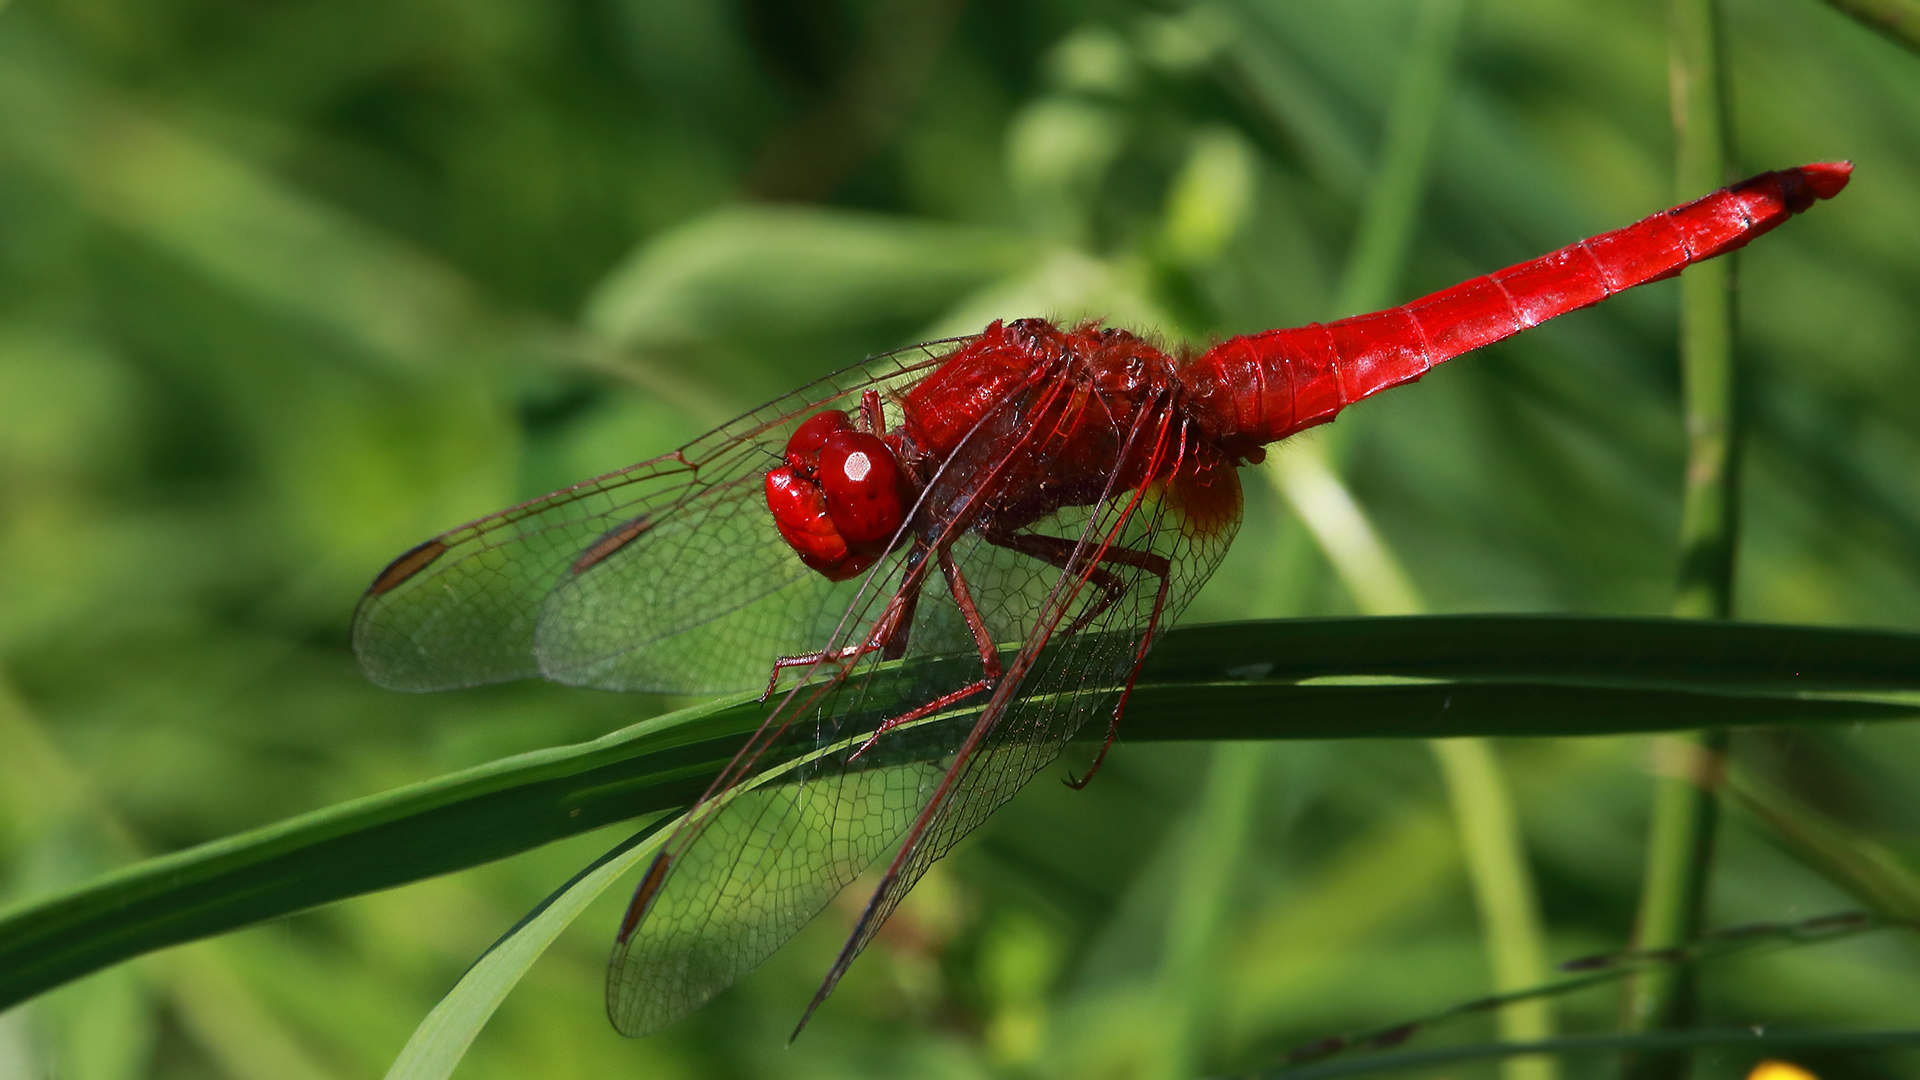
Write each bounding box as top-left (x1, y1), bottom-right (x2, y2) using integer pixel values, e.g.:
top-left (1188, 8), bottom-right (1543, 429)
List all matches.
top-left (764, 407), bottom-right (912, 581)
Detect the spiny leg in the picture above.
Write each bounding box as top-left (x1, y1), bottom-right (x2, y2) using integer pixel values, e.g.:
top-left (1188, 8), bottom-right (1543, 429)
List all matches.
top-left (985, 530), bottom-right (1174, 641)
top-left (1067, 556), bottom-right (1172, 789)
top-left (760, 542), bottom-right (928, 701)
top-left (984, 529), bottom-right (1173, 789)
top-left (848, 545), bottom-right (1004, 760)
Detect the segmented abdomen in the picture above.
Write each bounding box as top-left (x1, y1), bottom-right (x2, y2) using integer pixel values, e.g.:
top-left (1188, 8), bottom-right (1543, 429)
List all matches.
top-left (1179, 162), bottom-right (1851, 451)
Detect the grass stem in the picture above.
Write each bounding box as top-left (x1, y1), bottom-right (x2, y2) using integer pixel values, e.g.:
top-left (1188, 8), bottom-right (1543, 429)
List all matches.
top-left (1154, 742), bottom-right (1270, 1080)
top-left (1333, 0), bottom-right (1470, 317)
top-left (1622, 1), bottom-right (1738, 1075)
top-left (1270, 452), bottom-right (1555, 1080)
top-left (1268, 2), bottom-right (1557, 1072)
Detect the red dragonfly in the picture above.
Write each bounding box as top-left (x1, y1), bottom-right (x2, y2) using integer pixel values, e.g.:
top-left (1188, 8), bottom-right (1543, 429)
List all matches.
top-left (353, 163), bottom-right (1849, 1036)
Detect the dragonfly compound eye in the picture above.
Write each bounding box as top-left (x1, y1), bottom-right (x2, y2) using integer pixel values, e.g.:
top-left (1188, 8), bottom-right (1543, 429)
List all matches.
top-left (765, 412), bottom-right (896, 581)
top-left (817, 430), bottom-right (907, 546)
top-left (783, 410), bottom-right (852, 469)
top-left (765, 466), bottom-right (859, 578)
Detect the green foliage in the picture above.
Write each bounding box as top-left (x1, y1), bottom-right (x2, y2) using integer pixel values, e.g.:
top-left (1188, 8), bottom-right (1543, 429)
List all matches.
top-left (8, 616), bottom-right (1918, 1026)
top-left (1, 0), bottom-right (1918, 1078)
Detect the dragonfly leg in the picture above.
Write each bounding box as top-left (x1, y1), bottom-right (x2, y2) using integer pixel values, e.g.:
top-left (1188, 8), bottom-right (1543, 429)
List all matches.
top-left (849, 545), bottom-right (1004, 760)
top-left (1065, 569), bottom-right (1169, 790)
top-left (983, 531), bottom-right (1170, 640)
top-left (760, 543), bottom-right (930, 701)
top-left (878, 559), bottom-right (925, 662)
top-left (760, 645), bottom-right (861, 700)
top-left (984, 530), bottom-right (1173, 789)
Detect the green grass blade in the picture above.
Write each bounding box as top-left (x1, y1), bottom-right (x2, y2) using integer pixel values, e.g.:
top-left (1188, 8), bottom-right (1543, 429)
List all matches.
top-left (1624, 2), bottom-right (1739, 1069)
top-left (3, 615), bottom-right (1919, 1015)
top-left (383, 822), bottom-right (673, 1080)
top-left (1430, 737), bottom-right (1553, 1067)
top-left (1270, 454), bottom-right (1556, 1077)
top-left (1141, 615), bottom-right (1920, 692)
top-left (0, 690), bottom-right (753, 1020)
top-left (1257, 1029), bottom-right (1920, 1080)
top-left (1276, 909), bottom-right (1897, 1074)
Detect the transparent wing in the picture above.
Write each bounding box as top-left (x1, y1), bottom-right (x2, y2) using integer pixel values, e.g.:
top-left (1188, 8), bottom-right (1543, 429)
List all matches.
top-left (601, 537), bottom-right (969, 1035)
top-left (803, 416), bottom-right (1244, 1024)
top-left (604, 374), bottom-right (1245, 1036)
top-left (350, 339), bottom-right (963, 694)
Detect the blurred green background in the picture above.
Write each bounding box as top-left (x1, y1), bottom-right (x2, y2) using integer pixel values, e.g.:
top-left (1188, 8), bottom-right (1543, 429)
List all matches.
top-left (1, 0), bottom-right (1918, 1077)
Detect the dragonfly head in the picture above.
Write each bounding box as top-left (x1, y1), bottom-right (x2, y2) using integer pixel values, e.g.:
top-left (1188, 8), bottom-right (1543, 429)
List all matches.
top-left (766, 409), bottom-right (911, 581)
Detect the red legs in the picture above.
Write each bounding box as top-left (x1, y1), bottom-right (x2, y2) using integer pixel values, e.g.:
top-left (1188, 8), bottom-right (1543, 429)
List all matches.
top-left (759, 545), bottom-right (928, 702)
top-left (848, 546), bottom-right (1003, 760)
top-left (758, 539), bottom-right (1005, 761)
top-left (1069, 573), bottom-right (1170, 790)
top-left (984, 529), bottom-right (1173, 790)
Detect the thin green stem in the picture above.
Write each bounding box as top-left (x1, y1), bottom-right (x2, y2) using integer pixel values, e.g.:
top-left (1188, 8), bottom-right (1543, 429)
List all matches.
top-left (1621, 731), bottom-right (1727, 1070)
top-left (1153, 743), bottom-right (1270, 1080)
top-left (1334, 0), bottom-right (1472, 317)
top-left (1623, 1), bottom-right (1738, 1075)
top-left (1432, 738), bottom-right (1554, 1070)
top-left (1276, 3), bottom-right (1560, 1071)
top-left (1270, 454), bottom-right (1555, 1080)
top-left (1282, 910), bottom-right (1899, 1073)
top-left (1670, 0), bottom-right (1740, 622)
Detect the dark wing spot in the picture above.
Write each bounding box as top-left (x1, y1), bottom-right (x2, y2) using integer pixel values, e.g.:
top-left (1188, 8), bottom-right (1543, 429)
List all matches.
top-left (367, 538), bottom-right (449, 595)
top-left (619, 852), bottom-right (673, 942)
top-left (572, 514), bottom-right (655, 574)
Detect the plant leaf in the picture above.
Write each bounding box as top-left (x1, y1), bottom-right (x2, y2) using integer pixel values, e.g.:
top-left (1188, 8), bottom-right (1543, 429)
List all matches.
top-left (383, 821), bottom-right (673, 1080)
top-left (3, 615), bottom-right (1918, 1014)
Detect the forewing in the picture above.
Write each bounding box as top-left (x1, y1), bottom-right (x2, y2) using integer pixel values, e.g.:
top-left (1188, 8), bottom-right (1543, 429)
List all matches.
top-left (351, 340), bottom-right (959, 693)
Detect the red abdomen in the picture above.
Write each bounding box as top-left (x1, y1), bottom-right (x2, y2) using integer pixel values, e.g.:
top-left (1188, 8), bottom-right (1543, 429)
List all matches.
top-left (1178, 162), bottom-right (1851, 454)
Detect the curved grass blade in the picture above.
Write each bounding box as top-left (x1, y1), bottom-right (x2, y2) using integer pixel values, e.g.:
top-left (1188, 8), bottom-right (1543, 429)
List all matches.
top-left (3, 616), bottom-right (1919, 1015)
top-left (1728, 767), bottom-right (1920, 918)
top-left (1140, 615), bottom-right (1920, 693)
top-left (1256, 1029), bottom-right (1920, 1080)
top-left (384, 820), bottom-right (674, 1080)
top-left (0, 688), bottom-right (758, 1021)
top-left (1277, 911), bottom-right (1903, 1070)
